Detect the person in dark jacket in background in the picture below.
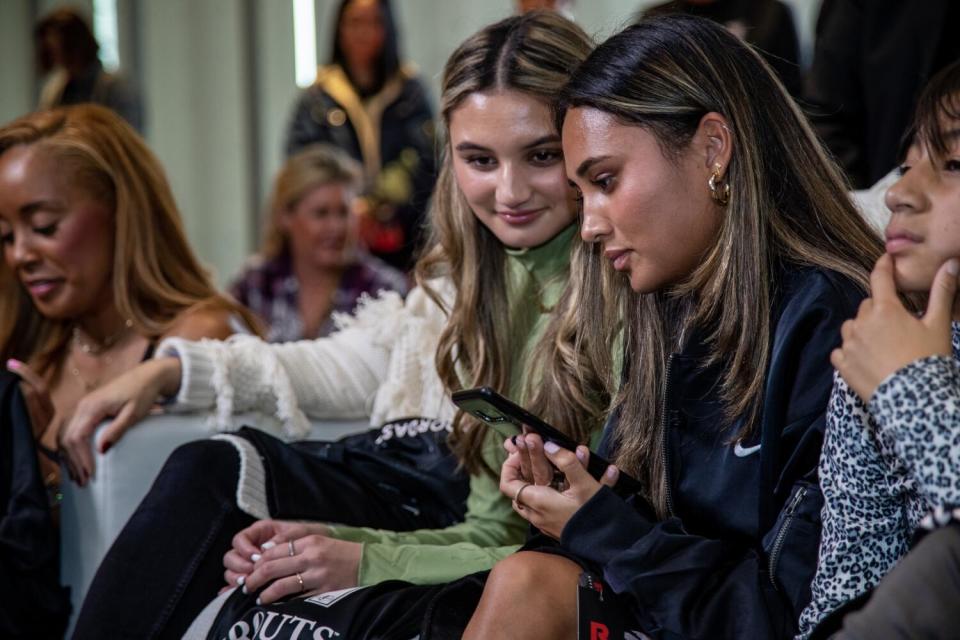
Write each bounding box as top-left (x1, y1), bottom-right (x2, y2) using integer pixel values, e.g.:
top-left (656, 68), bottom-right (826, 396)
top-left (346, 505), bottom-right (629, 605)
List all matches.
top-left (805, 0), bottom-right (960, 189)
top-left (285, 0), bottom-right (436, 271)
top-left (641, 0), bottom-right (801, 97)
top-left (34, 7), bottom-right (144, 132)
top-left (461, 16), bottom-right (881, 640)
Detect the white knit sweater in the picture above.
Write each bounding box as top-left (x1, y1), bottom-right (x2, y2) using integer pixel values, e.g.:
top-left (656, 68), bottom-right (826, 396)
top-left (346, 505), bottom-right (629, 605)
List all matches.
top-left (156, 281), bottom-right (456, 439)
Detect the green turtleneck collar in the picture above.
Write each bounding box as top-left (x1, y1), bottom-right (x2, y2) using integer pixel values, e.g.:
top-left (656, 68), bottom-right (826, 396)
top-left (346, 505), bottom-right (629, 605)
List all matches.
top-left (503, 224), bottom-right (578, 288)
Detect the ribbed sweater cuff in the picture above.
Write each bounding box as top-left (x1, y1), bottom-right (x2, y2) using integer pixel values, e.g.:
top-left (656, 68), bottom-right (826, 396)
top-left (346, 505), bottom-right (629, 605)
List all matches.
top-left (155, 337), bottom-right (218, 411)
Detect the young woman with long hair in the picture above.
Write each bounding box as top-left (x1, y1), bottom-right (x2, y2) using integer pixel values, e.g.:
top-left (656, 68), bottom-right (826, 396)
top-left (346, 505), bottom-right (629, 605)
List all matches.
top-left (461, 15), bottom-right (882, 639)
top-left (0, 103), bottom-right (255, 637)
top-left (67, 12), bottom-right (606, 639)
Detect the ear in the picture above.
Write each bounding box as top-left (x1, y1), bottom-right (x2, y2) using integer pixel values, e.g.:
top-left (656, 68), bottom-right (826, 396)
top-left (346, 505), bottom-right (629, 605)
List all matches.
top-left (696, 112), bottom-right (734, 178)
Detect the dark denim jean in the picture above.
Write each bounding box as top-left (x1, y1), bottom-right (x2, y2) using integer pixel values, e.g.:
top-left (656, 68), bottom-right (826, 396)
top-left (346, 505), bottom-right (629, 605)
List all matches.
top-left (72, 440), bottom-right (254, 639)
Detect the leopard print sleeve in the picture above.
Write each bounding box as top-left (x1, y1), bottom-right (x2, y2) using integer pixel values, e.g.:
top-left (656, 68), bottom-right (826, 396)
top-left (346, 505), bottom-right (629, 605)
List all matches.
top-left (796, 373), bottom-right (909, 638)
top-left (869, 350), bottom-right (960, 513)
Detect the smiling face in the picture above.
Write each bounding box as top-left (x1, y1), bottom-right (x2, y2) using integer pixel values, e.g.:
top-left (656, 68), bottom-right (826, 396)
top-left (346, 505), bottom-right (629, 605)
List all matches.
top-left (449, 90), bottom-right (577, 249)
top-left (562, 106), bottom-right (722, 293)
top-left (0, 144), bottom-right (115, 320)
top-left (884, 125), bottom-right (960, 293)
top-left (282, 181), bottom-right (357, 270)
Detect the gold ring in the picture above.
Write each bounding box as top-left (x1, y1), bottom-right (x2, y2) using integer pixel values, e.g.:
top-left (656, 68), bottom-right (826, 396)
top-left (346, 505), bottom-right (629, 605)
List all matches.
top-left (296, 572), bottom-right (304, 592)
top-left (288, 540), bottom-right (296, 557)
top-left (513, 482), bottom-right (533, 508)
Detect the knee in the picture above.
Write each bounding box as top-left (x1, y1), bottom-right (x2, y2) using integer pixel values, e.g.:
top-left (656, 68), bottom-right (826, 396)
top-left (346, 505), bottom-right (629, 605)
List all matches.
top-left (485, 551), bottom-right (580, 604)
top-left (156, 439), bottom-right (238, 490)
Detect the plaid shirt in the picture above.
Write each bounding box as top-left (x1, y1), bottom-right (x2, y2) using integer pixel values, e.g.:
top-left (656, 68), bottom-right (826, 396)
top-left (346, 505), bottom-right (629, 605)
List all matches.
top-left (229, 251), bottom-right (409, 342)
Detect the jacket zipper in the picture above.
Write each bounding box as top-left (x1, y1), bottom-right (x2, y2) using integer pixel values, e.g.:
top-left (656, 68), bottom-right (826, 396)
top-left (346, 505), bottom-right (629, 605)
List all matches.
top-left (660, 354), bottom-right (676, 517)
top-left (768, 485), bottom-right (807, 587)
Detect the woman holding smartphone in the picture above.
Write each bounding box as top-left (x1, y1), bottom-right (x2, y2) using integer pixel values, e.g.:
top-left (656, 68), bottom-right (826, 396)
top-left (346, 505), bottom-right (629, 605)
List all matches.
top-left (461, 15), bottom-right (882, 639)
top-left (69, 12), bottom-right (606, 639)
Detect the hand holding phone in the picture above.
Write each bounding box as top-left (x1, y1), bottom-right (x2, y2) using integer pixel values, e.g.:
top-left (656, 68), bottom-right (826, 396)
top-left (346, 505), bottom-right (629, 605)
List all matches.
top-left (451, 387), bottom-right (643, 497)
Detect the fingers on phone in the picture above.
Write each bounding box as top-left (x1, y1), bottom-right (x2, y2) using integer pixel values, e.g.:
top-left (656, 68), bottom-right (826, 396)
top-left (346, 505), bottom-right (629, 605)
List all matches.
top-left (601, 465), bottom-right (619, 487)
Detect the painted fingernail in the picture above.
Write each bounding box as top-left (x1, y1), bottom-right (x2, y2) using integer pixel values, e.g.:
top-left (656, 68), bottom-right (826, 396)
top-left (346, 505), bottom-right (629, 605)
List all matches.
top-left (516, 437), bottom-right (526, 449)
top-left (251, 553), bottom-right (261, 562)
top-left (511, 435), bottom-right (518, 446)
top-left (575, 448), bottom-right (586, 461)
top-left (543, 441), bottom-right (560, 454)
top-left (606, 466), bottom-right (618, 479)
top-left (6, 359), bottom-right (21, 370)
top-left (261, 541), bottom-right (276, 550)
top-left (256, 597), bottom-right (262, 606)
top-left (236, 575), bottom-right (245, 586)
top-left (949, 259), bottom-right (959, 276)
top-left (242, 585), bottom-right (248, 595)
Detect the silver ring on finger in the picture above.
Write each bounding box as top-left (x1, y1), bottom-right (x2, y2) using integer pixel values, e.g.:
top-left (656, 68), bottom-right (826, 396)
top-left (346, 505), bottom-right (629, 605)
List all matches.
top-left (288, 539), bottom-right (296, 557)
top-left (513, 482), bottom-right (534, 508)
top-left (296, 572), bottom-right (304, 592)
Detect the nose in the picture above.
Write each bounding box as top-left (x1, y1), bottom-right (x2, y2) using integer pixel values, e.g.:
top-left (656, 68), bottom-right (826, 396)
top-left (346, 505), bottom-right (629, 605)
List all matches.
top-left (885, 162), bottom-right (931, 217)
top-left (579, 198), bottom-right (611, 244)
top-left (8, 233), bottom-right (39, 271)
top-left (495, 163), bottom-right (532, 210)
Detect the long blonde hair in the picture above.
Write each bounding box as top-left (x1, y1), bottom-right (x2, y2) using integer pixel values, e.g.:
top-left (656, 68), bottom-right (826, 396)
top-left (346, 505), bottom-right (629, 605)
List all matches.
top-left (0, 104), bottom-right (258, 372)
top-left (414, 12), bottom-right (603, 475)
top-left (557, 15), bottom-right (882, 514)
top-left (260, 144), bottom-right (362, 260)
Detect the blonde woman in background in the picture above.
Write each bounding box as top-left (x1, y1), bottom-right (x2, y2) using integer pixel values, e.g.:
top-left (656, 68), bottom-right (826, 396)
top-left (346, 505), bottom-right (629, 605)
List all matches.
top-left (229, 145), bottom-right (407, 343)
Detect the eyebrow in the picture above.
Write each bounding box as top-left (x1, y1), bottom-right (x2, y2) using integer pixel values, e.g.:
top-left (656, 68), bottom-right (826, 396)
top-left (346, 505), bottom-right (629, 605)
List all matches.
top-left (454, 134), bottom-right (561, 153)
top-left (19, 200), bottom-right (64, 217)
top-left (574, 155), bottom-right (613, 178)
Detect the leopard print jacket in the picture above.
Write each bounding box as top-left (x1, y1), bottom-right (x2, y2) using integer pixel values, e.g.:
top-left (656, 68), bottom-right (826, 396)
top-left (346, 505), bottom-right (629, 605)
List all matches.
top-left (797, 324), bottom-right (960, 638)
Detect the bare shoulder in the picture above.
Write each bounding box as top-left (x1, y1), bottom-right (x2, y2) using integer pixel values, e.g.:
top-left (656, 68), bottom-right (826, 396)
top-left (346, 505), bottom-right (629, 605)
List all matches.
top-left (162, 305), bottom-right (236, 342)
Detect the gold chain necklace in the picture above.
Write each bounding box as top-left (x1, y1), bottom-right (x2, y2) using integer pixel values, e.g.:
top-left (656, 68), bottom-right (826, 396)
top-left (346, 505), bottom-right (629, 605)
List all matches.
top-left (69, 319), bottom-right (133, 390)
top-left (72, 318), bottom-right (133, 355)
top-left (68, 356), bottom-right (101, 392)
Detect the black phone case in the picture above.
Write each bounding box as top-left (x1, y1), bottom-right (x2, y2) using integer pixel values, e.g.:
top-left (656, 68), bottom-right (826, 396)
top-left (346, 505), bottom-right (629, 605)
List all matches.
top-left (451, 387), bottom-right (643, 497)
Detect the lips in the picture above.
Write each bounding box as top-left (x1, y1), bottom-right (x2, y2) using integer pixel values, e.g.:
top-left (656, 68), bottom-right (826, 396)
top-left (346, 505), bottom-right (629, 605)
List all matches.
top-left (884, 228), bottom-right (922, 255)
top-left (604, 248), bottom-right (631, 271)
top-left (23, 277), bottom-right (64, 298)
top-left (496, 207), bottom-right (545, 226)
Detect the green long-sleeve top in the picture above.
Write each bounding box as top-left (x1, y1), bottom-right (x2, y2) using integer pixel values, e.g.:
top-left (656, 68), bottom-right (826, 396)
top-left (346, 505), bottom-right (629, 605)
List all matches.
top-left (325, 225), bottom-right (580, 585)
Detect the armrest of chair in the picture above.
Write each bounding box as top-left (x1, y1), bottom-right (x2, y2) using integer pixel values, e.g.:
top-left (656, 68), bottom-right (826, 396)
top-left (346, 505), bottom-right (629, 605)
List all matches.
top-left (59, 411), bottom-right (369, 630)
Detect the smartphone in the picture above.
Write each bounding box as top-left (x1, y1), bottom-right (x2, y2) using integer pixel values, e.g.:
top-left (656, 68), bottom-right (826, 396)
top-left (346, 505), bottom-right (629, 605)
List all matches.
top-left (451, 386), bottom-right (643, 497)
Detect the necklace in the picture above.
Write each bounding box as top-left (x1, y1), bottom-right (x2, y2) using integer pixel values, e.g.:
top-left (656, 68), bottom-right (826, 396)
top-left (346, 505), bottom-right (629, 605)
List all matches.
top-left (68, 351), bottom-right (104, 392)
top-left (69, 318), bottom-right (134, 390)
top-left (72, 318), bottom-right (133, 355)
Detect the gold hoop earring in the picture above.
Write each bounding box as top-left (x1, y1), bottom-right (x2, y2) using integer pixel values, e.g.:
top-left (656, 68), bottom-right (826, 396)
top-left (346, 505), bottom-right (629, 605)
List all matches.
top-left (708, 164), bottom-right (730, 206)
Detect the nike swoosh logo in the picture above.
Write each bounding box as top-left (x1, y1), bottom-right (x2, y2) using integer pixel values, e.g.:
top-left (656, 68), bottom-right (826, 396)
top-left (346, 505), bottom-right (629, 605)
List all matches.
top-left (733, 441), bottom-right (762, 458)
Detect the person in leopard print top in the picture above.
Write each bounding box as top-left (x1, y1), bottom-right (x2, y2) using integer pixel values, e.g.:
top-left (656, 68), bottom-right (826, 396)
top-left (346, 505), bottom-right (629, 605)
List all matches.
top-left (800, 61), bottom-right (960, 639)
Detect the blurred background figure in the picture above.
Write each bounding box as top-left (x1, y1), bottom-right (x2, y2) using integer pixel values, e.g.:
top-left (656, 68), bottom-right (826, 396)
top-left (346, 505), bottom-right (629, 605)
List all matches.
top-left (641, 0), bottom-right (801, 97)
top-left (285, 0), bottom-right (435, 272)
top-left (229, 145), bottom-right (408, 343)
top-left (516, 0), bottom-right (575, 17)
top-left (34, 6), bottom-right (144, 132)
top-left (805, 0), bottom-right (959, 189)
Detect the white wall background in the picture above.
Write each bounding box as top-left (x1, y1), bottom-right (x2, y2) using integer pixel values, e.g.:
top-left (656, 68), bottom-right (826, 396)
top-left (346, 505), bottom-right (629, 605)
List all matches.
top-left (0, 0), bottom-right (823, 285)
